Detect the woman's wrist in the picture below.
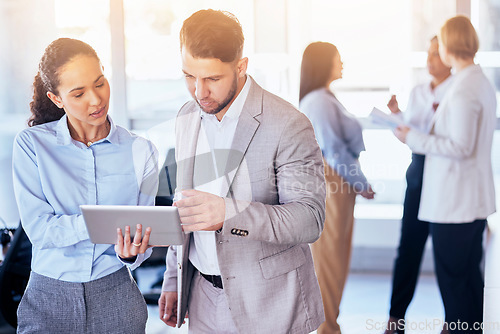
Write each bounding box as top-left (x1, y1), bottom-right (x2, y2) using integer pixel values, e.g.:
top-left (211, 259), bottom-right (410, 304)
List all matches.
top-left (118, 254), bottom-right (137, 263)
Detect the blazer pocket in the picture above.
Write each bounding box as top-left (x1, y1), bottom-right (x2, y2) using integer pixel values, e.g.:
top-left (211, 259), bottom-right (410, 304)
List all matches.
top-left (259, 245), bottom-right (306, 279)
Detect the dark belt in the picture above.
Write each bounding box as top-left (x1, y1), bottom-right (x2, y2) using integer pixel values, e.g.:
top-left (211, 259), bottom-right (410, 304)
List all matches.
top-left (200, 272), bottom-right (223, 289)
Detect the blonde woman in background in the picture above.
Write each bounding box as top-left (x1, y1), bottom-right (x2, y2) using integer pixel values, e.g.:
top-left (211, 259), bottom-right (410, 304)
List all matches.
top-left (384, 36), bottom-right (452, 334)
top-left (394, 16), bottom-right (496, 333)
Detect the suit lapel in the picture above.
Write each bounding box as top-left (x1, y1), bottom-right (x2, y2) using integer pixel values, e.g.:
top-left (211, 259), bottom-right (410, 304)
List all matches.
top-left (175, 106), bottom-right (200, 327)
top-left (428, 89), bottom-right (451, 133)
top-left (176, 106), bottom-right (201, 191)
top-left (429, 69), bottom-right (468, 133)
top-left (430, 103), bottom-right (443, 129)
top-left (220, 77), bottom-right (263, 197)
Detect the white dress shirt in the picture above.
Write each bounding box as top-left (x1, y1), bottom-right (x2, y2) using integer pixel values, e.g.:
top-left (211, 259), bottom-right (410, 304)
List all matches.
top-left (400, 76), bottom-right (453, 134)
top-left (189, 76), bottom-right (251, 275)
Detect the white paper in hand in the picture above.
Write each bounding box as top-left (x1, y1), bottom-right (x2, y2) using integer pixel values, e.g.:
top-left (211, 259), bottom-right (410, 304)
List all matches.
top-left (369, 107), bottom-right (406, 129)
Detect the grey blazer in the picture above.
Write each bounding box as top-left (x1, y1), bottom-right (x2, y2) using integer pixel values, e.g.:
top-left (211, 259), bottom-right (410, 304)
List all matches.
top-left (162, 77), bottom-right (326, 333)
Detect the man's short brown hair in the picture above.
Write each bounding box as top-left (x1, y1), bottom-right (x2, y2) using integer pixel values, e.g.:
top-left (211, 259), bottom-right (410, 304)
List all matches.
top-left (180, 9), bottom-right (244, 63)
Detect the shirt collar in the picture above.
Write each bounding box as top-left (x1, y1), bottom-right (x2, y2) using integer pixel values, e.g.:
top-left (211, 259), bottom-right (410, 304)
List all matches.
top-left (56, 114), bottom-right (72, 146)
top-left (105, 116), bottom-right (120, 145)
top-left (432, 74), bottom-right (453, 97)
top-left (200, 75), bottom-right (252, 122)
top-left (56, 114), bottom-right (119, 146)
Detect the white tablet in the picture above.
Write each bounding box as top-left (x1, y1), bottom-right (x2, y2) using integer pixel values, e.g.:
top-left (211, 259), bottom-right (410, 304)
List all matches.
top-left (80, 205), bottom-right (184, 246)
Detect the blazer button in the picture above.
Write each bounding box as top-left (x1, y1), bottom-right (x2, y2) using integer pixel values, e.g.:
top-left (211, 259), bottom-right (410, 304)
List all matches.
top-left (231, 228), bottom-right (248, 237)
top-left (178, 263), bottom-right (181, 270)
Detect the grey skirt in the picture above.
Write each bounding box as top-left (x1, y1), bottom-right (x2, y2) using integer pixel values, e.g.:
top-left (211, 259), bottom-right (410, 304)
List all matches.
top-left (17, 266), bottom-right (147, 334)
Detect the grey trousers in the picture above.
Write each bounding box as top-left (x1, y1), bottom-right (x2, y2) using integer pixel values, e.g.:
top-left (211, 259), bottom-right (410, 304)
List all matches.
top-left (188, 273), bottom-right (238, 334)
top-left (17, 266), bottom-right (147, 334)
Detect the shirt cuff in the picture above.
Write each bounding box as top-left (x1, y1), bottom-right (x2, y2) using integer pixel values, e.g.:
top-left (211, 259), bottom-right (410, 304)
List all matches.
top-left (77, 215), bottom-right (90, 241)
top-left (118, 248), bottom-right (153, 270)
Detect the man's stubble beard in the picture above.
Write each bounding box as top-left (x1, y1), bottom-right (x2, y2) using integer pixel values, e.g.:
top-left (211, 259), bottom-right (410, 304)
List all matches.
top-left (197, 73), bottom-right (238, 115)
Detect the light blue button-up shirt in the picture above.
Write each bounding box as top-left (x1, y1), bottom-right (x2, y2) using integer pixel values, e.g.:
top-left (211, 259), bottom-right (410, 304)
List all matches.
top-left (300, 88), bottom-right (369, 191)
top-left (12, 115), bottom-right (158, 282)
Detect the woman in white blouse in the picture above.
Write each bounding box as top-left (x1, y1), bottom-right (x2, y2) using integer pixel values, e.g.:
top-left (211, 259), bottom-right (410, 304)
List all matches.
top-left (394, 16), bottom-right (496, 333)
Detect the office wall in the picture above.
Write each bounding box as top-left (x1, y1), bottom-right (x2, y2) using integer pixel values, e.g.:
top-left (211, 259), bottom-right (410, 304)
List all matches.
top-left (0, 0), bottom-right (57, 227)
top-left (1, 1), bottom-right (498, 275)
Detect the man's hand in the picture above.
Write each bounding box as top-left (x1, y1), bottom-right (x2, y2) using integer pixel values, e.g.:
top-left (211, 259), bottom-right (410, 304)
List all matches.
top-left (159, 291), bottom-right (180, 327)
top-left (387, 95), bottom-right (401, 114)
top-left (394, 125), bottom-right (411, 143)
top-left (174, 190), bottom-right (225, 232)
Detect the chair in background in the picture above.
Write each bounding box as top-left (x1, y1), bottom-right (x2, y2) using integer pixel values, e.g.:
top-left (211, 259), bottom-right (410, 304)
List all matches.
top-left (0, 223), bottom-right (32, 328)
top-left (136, 147), bottom-right (176, 304)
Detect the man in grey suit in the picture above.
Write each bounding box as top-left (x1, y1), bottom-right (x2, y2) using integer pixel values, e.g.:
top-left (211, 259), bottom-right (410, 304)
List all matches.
top-left (158, 9), bottom-right (326, 333)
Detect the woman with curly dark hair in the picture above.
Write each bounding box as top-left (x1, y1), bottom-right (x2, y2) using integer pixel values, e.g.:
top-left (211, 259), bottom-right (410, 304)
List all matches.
top-left (13, 38), bottom-right (158, 333)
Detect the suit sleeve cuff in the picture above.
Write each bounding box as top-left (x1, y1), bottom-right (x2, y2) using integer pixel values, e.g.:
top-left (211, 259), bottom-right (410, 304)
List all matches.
top-left (162, 271), bottom-right (178, 292)
top-left (406, 129), bottom-right (424, 154)
top-left (222, 197), bottom-right (252, 234)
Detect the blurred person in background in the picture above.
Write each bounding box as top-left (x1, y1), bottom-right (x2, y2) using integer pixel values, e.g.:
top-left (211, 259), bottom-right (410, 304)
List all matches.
top-left (394, 16), bottom-right (496, 333)
top-left (300, 41), bottom-right (375, 334)
top-left (384, 35), bottom-right (452, 334)
top-left (13, 38), bottom-right (158, 334)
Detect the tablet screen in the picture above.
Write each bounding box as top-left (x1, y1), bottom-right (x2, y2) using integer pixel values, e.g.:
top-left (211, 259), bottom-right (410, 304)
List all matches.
top-left (80, 205), bottom-right (184, 246)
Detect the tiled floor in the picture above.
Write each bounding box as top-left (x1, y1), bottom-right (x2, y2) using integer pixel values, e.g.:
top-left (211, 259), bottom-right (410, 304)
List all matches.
top-left (143, 270), bottom-right (445, 334)
top-left (337, 273), bottom-right (444, 334)
top-left (0, 268), bottom-right (444, 334)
